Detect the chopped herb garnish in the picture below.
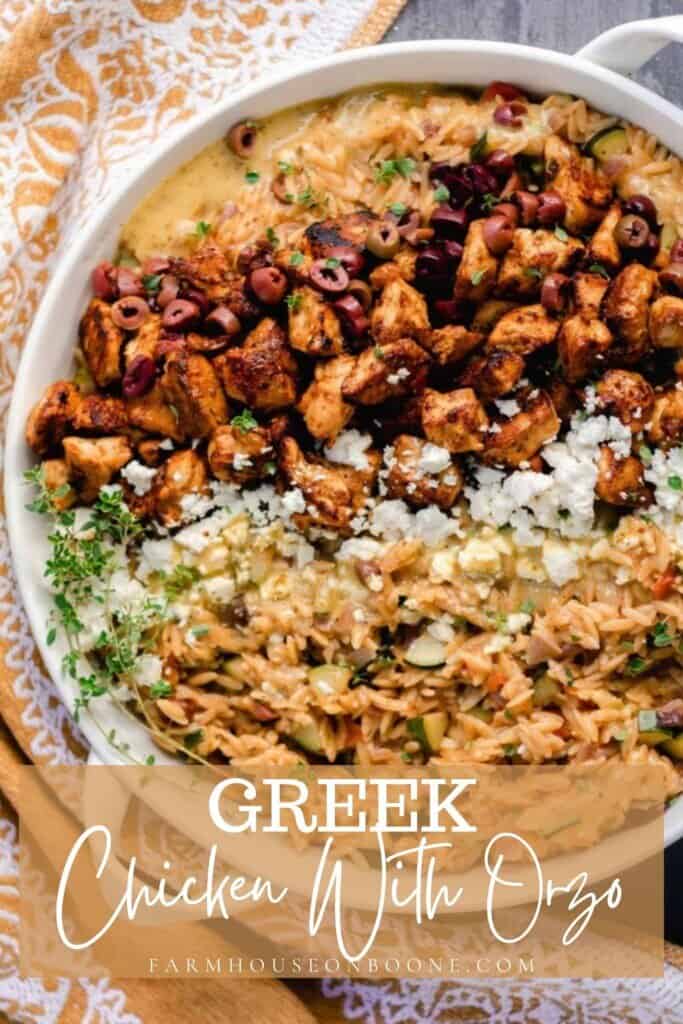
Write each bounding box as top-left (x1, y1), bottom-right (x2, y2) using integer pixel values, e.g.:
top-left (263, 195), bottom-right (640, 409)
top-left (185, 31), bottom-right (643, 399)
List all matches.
top-left (245, 170), bottom-right (260, 185)
top-left (142, 274), bottom-right (162, 293)
top-left (296, 186), bottom-right (318, 207)
top-left (520, 599), bottom-right (535, 615)
top-left (639, 445), bottom-right (653, 465)
top-left (150, 680), bottom-right (173, 699)
top-left (196, 221), bottom-right (211, 238)
top-left (325, 257), bottom-right (341, 269)
top-left (46, 627), bottom-right (57, 646)
top-left (470, 269), bottom-right (486, 286)
top-left (651, 621), bottom-right (677, 648)
top-left (289, 250), bottom-right (305, 266)
top-left (669, 475), bottom-right (683, 491)
top-left (481, 192), bottom-right (501, 213)
top-left (183, 730), bottom-right (204, 751)
top-left (191, 625), bottom-right (210, 639)
top-left (231, 408), bottom-right (258, 432)
top-left (470, 131), bottom-right (488, 162)
top-left (502, 744), bottom-right (519, 758)
top-left (524, 267), bottom-right (544, 279)
top-left (374, 157), bottom-right (416, 184)
top-left (588, 263), bottom-right (610, 279)
top-left (389, 202), bottom-right (408, 217)
top-left (554, 226), bottom-right (569, 242)
top-left (373, 345), bottom-right (385, 360)
top-left (625, 654), bottom-right (649, 676)
top-left (162, 564), bottom-right (200, 600)
top-left (278, 160), bottom-right (294, 174)
top-left (145, 755), bottom-right (156, 766)
top-left (433, 184), bottom-right (450, 203)
top-left (286, 293), bottom-right (302, 311)
top-left (264, 460), bottom-right (277, 475)
top-left (266, 226), bottom-right (279, 246)
top-left (400, 751), bottom-right (413, 763)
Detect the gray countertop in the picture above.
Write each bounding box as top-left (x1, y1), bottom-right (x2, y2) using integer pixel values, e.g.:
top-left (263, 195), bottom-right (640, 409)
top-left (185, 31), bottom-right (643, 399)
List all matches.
top-left (388, 0), bottom-right (682, 106)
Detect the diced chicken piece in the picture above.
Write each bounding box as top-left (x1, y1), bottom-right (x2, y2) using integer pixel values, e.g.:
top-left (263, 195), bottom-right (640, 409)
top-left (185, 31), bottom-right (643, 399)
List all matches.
top-left (304, 212), bottom-right (379, 257)
top-left (341, 338), bottom-right (430, 406)
top-left (297, 355), bottom-right (355, 442)
top-left (214, 318), bottom-right (297, 411)
top-left (647, 390), bottom-right (683, 449)
top-left (421, 387), bottom-right (489, 453)
top-left (483, 391), bottom-right (560, 468)
top-left (78, 298), bottom-right (124, 388)
top-left (603, 263), bottom-right (658, 364)
top-left (423, 325), bottom-right (483, 366)
top-left (558, 315), bottom-right (613, 383)
top-left (278, 436), bottom-right (376, 533)
top-left (472, 299), bottom-right (516, 334)
top-left (595, 369), bottom-right (654, 431)
top-left (454, 220), bottom-right (498, 302)
top-left (126, 383), bottom-right (184, 442)
top-left (150, 449), bottom-right (209, 526)
top-left (370, 277), bottom-right (430, 346)
top-left (273, 238), bottom-right (314, 281)
top-left (649, 296), bottom-right (683, 349)
top-left (457, 350), bottom-right (525, 401)
top-left (62, 436), bottom-right (132, 503)
top-left (171, 245), bottom-right (232, 303)
top-left (487, 303), bottom-right (559, 355)
top-left (572, 272), bottom-right (610, 318)
top-left (587, 204), bottom-right (623, 273)
top-left (208, 424), bottom-right (275, 484)
top-left (161, 347), bottom-right (229, 439)
top-left (25, 381), bottom-right (81, 456)
top-left (287, 286), bottom-right (344, 357)
top-left (544, 135), bottom-right (613, 234)
top-left (136, 438), bottom-right (170, 467)
top-left (595, 447), bottom-right (651, 507)
top-left (385, 434), bottom-right (463, 510)
top-left (373, 394), bottom-right (425, 444)
top-left (124, 314), bottom-right (162, 365)
top-left (41, 459), bottom-right (75, 511)
top-left (497, 228), bottom-right (584, 299)
top-left (369, 248), bottom-right (417, 287)
top-left (71, 394), bottom-right (128, 435)
top-left (548, 378), bottom-right (577, 423)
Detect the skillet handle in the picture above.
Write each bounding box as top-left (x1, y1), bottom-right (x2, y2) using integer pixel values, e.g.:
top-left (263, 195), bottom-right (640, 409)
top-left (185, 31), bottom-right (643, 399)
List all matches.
top-left (577, 16), bottom-right (683, 75)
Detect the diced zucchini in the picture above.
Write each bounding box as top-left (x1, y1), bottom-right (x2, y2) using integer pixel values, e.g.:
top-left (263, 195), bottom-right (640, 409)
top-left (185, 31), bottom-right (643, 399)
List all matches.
top-left (661, 222), bottom-right (680, 252)
top-left (638, 728), bottom-right (673, 748)
top-left (467, 705), bottom-right (493, 724)
top-left (533, 676), bottom-right (562, 708)
top-left (407, 712), bottom-right (448, 753)
top-left (585, 126), bottom-right (628, 161)
top-left (662, 734), bottom-right (683, 760)
top-left (404, 635), bottom-right (446, 668)
top-left (308, 664), bottom-right (352, 696)
top-left (292, 721), bottom-right (323, 754)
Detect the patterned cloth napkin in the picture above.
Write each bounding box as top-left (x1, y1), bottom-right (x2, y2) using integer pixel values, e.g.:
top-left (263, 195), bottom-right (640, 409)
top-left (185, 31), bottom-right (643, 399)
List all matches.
top-left (1, 3), bottom-right (683, 1022)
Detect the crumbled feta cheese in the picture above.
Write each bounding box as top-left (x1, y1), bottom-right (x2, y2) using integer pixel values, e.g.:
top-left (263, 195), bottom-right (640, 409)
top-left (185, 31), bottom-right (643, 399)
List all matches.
top-left (281, 488), bottom-right (307, 517)
top-left (233, 453), bottom-right (253, 471)
top-left (484, 635), bottom-right (512, 655)
top-left (175, 509), bottom-right (232, 554)
top-left (133, 654), bottom-right (164, 687)
top-left (136, 538), bottom-right (175, 580)
top-left (416, 443), bottom-right (451, 475)
top-left (505, 612), bottom-right (531, 635)
top-left (120, 460), bottom-right (157, 496)
top-left (458, 539), bottom-right (502, 576)
top-left (179, 491), bottom-right (215, 522)
top-left (430, 550), bottom-right (457, 581)
top-left (324, 430), bottom-right (373, 471)
top-left (495, 398), bottom-right (520, 418)
top-left (542, 538), bottom-right (580, 586)
top-left (159, 438), bottom-right (175, 451)
top-left (202, 575), bottom-right (236, 604)
top-left (337, 537), bottom-right (384, 561)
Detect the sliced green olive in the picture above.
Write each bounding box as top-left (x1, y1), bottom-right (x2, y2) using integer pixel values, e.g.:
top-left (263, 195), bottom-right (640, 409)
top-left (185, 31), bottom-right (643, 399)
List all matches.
top-left (404, 635), bottom-right (447, 668)
top-left (533, 676), bottom-right (562, 707)
top-left (662, 734), bottom-right (683, 760)
top-left (407, 712), bottom-right (448, 753)
top-left (638, 728), bottom-right (673, 748)
top-left (585, 126), bottom-right (628, 161)
top-left (467, 705), bottom-right (493, 723)
top-left (366, 222), bottom-right (401, 259)
top-left (292, 721), bottom-right (323, 754)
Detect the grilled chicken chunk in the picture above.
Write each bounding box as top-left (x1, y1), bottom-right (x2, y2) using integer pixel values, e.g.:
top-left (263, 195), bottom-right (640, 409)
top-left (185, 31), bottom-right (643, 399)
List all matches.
top-left (297, 355), bottom-right (355, 442)
top-left (421, 387), bottom-right (489, 453)
top-left (483, 391), bottom-right (560, 467)
top-left (458, 350), bottom-right (525, 400)
top-left (41, 459), bottom-right (75, 510)
top-left (454, 220), bottom-right (498, 302)
top-left (649, 296), bottom-right (683, 349)
top-left (304, 212), bottom-right (378, 257)
top-left (150, 449), bottom-right (209, 526)
top-left (385, 435), bottom-right (463, 510)
top-left (161, 347), bottom-right (229, 439)
top-left (544, 135), bottom-right (612, 234)
top-left (423, 325), bottom-right (483, 366)
top-left (72, 394), bottom-right (128, 435)
top-left (215, 318), bottom-right (297, 411)
top-left (341, 338), bottom-right (430, 405)
top-left (595, 369), bottom-right (654, 431)
top-left (278, 435), bottom-right (376, 533)
top-left (124, 314), bottom-right (162, 364)
top-left (370, 277), bottom-right (430, 345)
top-left (572, 272), bottom-right (610, 318)
top-left (497, 229), bottom-right (584, 299)
top-left (588, 204), bottom-right (623, 273)
top-left (368, 248), bottom-right (417, 287)
top-left (487, 303), bottom-right (559, 355)
top-left (208, 424), bottom-right (275, 484)
top-left (171, 245), bottom-right (233, 303)
top-left (26, 381), bottom-right (81, 455)
top-left (79, 298), bottom-right (124, 388)
top-left (287, 286), bottom-right (344, 357)
top-left (595, 447), bottom-right (651, 507)
top-left (558, 315), bottom-right (613, 383)
top-left (472, 299), bottom-right (516, 334)
top-left (126, 383), bottom-right (184, 442)
top-left (603, 263), bottom-right (658, 364)
top-left (647, 389), bottom-right (683, 449)
top-left (62, 436), bottom-right (132, 502)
